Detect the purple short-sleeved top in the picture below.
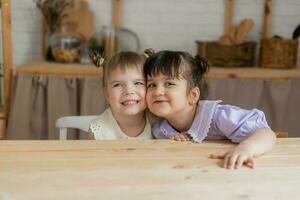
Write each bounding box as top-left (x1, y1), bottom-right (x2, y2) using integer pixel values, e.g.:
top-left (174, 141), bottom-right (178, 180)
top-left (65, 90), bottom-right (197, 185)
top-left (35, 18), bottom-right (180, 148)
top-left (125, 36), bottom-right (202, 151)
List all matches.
top-left (152, 100), bottom-right (269, 143)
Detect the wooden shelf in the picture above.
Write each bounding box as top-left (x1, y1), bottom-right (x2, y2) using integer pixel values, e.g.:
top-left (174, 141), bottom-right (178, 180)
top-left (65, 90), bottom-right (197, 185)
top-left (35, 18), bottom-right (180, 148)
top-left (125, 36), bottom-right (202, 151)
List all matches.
top-left (15, 61), bottom-right (300, 80)
top-left (15, 61), bottom-right (102, 77)
top-left (205, 67), bottom-right (300, 80)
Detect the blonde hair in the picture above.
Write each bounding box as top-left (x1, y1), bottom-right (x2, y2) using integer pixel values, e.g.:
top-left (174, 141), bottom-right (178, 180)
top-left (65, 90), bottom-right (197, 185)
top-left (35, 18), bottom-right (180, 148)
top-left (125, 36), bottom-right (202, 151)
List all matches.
top-left (103, 51), bottom-right (145, 86)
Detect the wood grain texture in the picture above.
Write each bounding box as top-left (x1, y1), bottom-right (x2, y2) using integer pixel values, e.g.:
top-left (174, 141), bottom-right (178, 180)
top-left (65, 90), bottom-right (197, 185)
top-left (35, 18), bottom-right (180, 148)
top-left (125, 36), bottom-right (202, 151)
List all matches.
top-left (0, 139), bottom-right (300, 199)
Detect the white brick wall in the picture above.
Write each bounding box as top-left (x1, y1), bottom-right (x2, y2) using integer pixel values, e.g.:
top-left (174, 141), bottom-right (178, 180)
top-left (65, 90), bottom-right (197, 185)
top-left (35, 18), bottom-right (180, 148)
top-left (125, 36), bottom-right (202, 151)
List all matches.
top-left (2, 0), bottom-right (300, 67)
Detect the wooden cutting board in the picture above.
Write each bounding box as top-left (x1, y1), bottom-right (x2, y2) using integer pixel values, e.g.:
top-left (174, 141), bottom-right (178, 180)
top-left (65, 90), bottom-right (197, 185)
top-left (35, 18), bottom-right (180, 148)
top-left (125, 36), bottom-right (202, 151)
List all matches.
top-left (63, 0), bottom-right (94, 42)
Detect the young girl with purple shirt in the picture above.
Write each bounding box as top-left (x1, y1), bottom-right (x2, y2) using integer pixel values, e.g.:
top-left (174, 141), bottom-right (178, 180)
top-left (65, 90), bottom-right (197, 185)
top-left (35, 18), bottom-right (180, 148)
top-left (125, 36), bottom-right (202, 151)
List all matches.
top-left (144, 50), bottom-right (276, 170)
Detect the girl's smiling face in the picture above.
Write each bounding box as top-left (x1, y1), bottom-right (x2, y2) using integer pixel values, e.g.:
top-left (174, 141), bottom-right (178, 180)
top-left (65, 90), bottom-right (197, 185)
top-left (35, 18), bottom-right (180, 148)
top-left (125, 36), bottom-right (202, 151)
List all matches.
top-left (105, 67), bottom-right (146, 117)
top-left (146, 73), bottom-right (198, 119)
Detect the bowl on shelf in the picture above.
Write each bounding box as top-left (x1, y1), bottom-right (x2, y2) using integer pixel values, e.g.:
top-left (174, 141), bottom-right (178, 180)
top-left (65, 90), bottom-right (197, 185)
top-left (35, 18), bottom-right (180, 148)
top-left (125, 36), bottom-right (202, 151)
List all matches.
top-left (49, 31), bottom-right (81, 63)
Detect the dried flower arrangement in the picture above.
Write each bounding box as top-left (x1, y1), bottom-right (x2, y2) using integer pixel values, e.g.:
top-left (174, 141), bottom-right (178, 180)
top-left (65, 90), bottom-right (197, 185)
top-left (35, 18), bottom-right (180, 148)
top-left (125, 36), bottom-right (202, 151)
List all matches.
top-left (33, 0), bottom-right (74, 34)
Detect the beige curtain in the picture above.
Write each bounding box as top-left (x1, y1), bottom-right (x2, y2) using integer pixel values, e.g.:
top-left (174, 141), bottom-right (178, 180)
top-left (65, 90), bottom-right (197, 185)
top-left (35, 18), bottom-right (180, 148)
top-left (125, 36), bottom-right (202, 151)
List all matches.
top-left (6, 74), bottom-right (300, 139)
top-left (7, 74), bottom-right (107, 139)
top-left (206, 78), bottom-right (300, 137)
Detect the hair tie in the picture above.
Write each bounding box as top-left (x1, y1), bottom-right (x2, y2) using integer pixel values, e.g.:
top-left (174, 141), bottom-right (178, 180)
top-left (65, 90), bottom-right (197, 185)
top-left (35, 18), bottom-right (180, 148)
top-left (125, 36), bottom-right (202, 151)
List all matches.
top-left (143, 53), bottom-right (150, 59)
top-left (89, 50), bottom-right (106, 68)
top-left (98, 57), bottom-right (105, 67)
top-left (143, 48), bottom-right (155, 59)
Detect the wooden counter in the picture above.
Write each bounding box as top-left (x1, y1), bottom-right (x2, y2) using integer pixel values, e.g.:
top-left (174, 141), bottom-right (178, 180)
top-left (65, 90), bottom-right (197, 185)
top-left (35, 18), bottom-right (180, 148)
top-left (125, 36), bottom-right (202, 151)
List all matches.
top-left (15, 61), bottom-right (300, 79)
top-left (0, 139), bottom-right (300, 199)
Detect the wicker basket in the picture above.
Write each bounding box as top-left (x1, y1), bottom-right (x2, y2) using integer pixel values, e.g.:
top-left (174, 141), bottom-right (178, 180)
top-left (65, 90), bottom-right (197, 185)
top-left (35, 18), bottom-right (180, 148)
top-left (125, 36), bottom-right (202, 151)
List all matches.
top-left (260, 38), bottom-right (298, 69)
top-left (196, 41), bottom-right (256, 67)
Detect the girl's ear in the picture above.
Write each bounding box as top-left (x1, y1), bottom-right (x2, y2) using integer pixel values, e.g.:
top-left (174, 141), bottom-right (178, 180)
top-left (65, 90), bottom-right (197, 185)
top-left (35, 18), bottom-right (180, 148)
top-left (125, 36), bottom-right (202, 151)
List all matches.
top-left (189, 87), bottom-right (200, 105)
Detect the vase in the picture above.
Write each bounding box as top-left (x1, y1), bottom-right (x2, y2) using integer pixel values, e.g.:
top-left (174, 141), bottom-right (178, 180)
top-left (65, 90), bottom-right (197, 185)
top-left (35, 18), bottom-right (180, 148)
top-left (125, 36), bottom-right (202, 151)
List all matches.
top-left (49, 29), bottom-right (81, 63)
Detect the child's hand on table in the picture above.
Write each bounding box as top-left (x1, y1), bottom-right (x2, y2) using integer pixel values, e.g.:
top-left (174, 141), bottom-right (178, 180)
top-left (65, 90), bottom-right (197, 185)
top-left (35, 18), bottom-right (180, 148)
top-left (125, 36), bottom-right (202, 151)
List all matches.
top-left (169, 133), bottom-right (192, 142)
top-left (210, 145), bottom-right (255, 169)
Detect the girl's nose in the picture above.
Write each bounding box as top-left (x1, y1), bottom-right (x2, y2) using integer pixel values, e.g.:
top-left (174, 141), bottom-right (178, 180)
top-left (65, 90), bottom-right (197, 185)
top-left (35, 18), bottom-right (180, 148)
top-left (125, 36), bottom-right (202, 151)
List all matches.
top-left (123, 85), bottom-right (134, 95)
top-left (154, 86), bottom-right (164, 96)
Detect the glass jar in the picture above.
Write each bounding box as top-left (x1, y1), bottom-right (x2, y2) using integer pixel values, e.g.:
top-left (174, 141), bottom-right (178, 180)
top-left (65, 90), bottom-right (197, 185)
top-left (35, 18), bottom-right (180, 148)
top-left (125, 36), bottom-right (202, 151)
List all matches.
top-left (49, 30), bottom-right (81, 63)
top-left (79, 44), bottom-right (92, 64)
top-left (102, 26), bottom-right (118, 59)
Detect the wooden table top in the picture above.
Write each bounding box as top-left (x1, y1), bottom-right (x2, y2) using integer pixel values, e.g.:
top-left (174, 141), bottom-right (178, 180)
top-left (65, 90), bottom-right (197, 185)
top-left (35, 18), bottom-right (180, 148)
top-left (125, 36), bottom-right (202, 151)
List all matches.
top-left (15, 61), bottom-right (300, 79)
top-left (0, 138), bottom-right (300, 199)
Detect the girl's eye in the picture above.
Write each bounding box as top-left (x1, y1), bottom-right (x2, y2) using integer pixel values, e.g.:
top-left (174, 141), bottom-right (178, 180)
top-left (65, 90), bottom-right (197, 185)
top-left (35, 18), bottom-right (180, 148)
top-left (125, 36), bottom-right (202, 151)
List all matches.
top-left (135, 81), bottom-right (145, 86)
top-left (166, 82), bottom-right (175, 87)
top-left (147, 83), bottom-right (156, 88)
top-left (112, 83), bottom-right (121, 88)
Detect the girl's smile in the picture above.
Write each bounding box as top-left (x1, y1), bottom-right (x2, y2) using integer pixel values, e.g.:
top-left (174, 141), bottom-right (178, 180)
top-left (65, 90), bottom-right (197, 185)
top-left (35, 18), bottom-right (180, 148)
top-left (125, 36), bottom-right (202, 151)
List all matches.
top-left (121, 99), bottom-right (140, 106)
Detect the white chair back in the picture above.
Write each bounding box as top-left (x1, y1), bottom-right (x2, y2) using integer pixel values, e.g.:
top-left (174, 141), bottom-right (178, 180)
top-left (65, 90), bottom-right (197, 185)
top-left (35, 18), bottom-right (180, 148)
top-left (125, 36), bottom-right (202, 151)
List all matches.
top-left (56, 115), bottom-right (98, 140)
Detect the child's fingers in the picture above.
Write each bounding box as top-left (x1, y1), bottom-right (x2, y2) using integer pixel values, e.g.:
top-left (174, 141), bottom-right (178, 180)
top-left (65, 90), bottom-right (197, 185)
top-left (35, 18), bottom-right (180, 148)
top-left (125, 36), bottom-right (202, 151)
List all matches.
top-left (244, 158), bottom-right (255, 169)
top-left (178, 134), bottom-right (186, 141)
top-left (235, 155), bottom-right (247, 169)
top-left (169, 136), bottom-right (175, 140)
top-left (209, 154), bottom-right (221, 159)
top-left (179, 134), bottom-right (190, 141)
top-left (172, 134), bottom-right (187, 141)
top-left (182, 133), bottom-right (191, 140)
top-left (223, 154), bottom-right (230, 168)
top-left (184, 134), bottom-right (192, 141)
top-left (174, 135), bottom-right (183, 141)
top-left (225, 153), bottom-right (239, 169)
top-left (209, 151), bottom-right (227, 159)
top-left (235, 156), bottom-right (255, 169)
top-left (169, 134), bottom-right (192, 142)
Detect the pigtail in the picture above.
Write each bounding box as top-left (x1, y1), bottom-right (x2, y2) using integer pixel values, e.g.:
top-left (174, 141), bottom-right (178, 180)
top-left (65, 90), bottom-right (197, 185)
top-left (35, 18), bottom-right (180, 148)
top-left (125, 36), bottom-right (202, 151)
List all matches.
top-left (194, 55), bottom-right (209, 100)
top-left (143, 48), bottom-right (155, 59)
top-left (194, 55), bottom-right (209, 75)
top-left (89, 50), bottom-right (106, 68)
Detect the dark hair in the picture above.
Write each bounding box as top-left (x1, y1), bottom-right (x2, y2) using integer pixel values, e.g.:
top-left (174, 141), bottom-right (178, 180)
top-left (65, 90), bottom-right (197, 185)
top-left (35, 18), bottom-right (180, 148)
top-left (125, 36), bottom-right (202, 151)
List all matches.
top-left (144, 50), bottom-right (209, 95)
top-left (103, 51), bottom-right (145, 86)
